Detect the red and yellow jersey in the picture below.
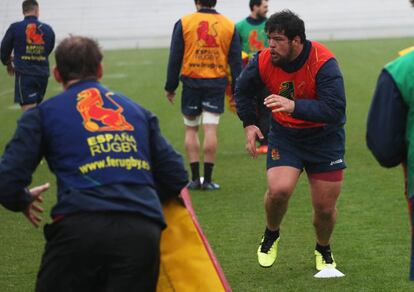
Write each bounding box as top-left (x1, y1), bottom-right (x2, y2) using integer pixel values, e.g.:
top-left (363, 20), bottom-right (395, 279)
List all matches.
top-left (180, 12), bottom-right (235, 79)
top-left (258, 41), bottom-right (334, 128)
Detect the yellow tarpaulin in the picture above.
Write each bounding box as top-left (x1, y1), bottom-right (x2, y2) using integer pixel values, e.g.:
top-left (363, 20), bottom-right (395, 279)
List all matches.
top-left (157, 189), bottom-right (231, 292)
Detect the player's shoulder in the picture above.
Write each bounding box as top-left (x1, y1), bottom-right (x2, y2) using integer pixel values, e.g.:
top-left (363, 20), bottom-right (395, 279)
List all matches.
top-left (236, 18), bottom-right (248, 28)
top-left (217, 13), bottom-right (235, 26)
top-left (37, 20), bottom-right (54, 32)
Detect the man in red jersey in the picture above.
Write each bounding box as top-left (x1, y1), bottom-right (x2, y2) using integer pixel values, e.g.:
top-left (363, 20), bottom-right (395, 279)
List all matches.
top-left (235, 10), bottom-right (346, 270)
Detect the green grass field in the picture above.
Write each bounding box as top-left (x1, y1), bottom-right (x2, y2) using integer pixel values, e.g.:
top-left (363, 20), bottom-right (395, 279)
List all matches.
top-left (0, 37), bottom-right (413, 291)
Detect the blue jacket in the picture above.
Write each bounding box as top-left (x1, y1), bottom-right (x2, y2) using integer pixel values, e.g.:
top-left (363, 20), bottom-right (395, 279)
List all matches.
top-left (1, 16), bottom-right (55, 76)
top-left (235, 40), bottom-right (346, 138)
top-left (0, 80), bottom-right (188, 228)
top-left (366, 69), bottom-right (407, 167)
top-left (164, 8), bottom-right (242, 93)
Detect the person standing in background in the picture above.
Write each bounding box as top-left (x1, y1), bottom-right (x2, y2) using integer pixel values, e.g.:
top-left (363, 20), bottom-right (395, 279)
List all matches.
top-left (236, 0), bottom-right (271, 154)
top-left (1, 0), bottom-right (55, 111)
top-left (165, 0), bottom-right (242, 190)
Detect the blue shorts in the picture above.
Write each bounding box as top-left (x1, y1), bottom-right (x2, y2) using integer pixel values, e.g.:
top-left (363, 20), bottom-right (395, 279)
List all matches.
top-left (181, 85), bottom-right (225, 116)
top-left (15, 72), bottom-right (48, 105)
top-left (267, 123), bottom-right (346, 174)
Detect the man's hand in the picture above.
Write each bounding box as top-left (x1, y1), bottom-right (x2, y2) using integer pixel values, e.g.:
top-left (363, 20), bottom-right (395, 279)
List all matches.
top-left (166, 91), bottom-right (175, 104)
top-left (264, 94), bottom-right (295, 113)
top-left (6, 58), bottom-right (14, 76)
top-left (244, 125), bottom-right (264, 159)
top-left (24, 183), bottom-right (50, 228)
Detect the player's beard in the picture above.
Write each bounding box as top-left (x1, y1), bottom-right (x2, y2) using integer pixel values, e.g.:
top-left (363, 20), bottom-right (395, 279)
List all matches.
top-left (270, 43), bottom-right (294, 66)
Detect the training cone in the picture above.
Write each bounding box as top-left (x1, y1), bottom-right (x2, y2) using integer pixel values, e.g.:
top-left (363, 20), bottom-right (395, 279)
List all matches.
top-left (314, 266), bottom-right (345, 278)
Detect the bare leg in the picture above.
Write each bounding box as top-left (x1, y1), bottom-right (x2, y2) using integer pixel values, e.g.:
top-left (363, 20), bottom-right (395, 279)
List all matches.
top-left (203, 123), bottom-right (218, 163)
top-left (184, 116), bottom-right (200, 163)
top-left (265, 166), bottom-right (301, 231)
top-left (309, 178), bottom-right (342, 245)
top-left (21, 103), bottom-right (36, 111)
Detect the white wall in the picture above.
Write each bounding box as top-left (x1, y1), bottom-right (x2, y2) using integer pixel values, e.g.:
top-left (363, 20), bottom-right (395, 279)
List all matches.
top-left (1, 0), bottom-right (414, 49)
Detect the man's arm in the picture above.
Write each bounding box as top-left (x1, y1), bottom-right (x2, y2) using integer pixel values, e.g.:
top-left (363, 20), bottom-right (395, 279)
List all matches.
top-left (164, 20), bottom-right (184, 94)
top-left (46, 25), bottom-right (55, 55)
top-left (234, 53), bottom-right (265, 127)
top-left (235, 53), bottom-right (266, 158)
top-left (1, 25), bottom-right (14, 66)
top-left (147, 111), bottom-right (188, 201)
top-left (366, 69), bottom-right (407, 167)
top-left (0, 108), bottom-right (44, 211)
top-left (292, 59), bottom-right (346, 124)
top-left (0, 25), bottom-right (15, 76)
top-left (228, 28), bottom-right (242, 94)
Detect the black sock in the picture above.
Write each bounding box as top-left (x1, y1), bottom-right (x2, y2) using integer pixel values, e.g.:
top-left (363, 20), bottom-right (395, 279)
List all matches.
top-left (204, 162), bottom-right (214, 183)
top-left (315, 243), bottom-right (331, 253)
top-left (190, 162), bottom-right (200, 182)
top-left (264, 227), bottom-right (279, 240)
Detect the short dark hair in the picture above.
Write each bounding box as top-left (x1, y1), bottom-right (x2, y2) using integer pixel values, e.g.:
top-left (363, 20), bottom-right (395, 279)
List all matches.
top-left (22, 0), bottom-right (38, 14)
top-left (194, 0), bottom-right (217, 8)
top-left (249, 0), bottom-right (263, 11)
top-left (55, 36), bottom-right (103, 83)
top-left (265, 10), bottom-right (306, 43)
top-left (411, 0), bottom-right (414, 7)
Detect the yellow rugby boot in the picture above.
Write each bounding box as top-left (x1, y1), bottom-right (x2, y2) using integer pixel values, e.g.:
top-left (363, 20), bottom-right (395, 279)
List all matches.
top-left (257, 236), bottom-right (280, 268)
top-left (315, 249), bottom-right (337, 271)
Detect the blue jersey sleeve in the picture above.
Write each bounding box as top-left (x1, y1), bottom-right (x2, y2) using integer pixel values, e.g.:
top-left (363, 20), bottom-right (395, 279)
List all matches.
top-left (0, 108), bottom-right (43, 211)
top-left (366, 69), bottom-right (407, 167)
top-left (292, 58), bottom-right (346, 124)
top-left (228, 28), bottom-right (242, 94)
top-left (45, 24), bottom-right (55, 55)
top-left (234, 52), bottom-right (266, 127)
top-left (164, 20), bottom-right (184, 92)
top-left (0, 24), bottom-right (14, 65)
top-left (147, 110), bottom-right (188, 200)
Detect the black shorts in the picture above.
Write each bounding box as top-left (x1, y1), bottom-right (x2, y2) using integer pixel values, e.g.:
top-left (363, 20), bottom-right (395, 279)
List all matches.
top-left (267, 122), bottom-right (346, 173)
top-left (35, 212), bottom-right (162, 292)
top-left (15, 72), bottom-right (48, 105)
top-left (181, 85), bottom-right (225, 116)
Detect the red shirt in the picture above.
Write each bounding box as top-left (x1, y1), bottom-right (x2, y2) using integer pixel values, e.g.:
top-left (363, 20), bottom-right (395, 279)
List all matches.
top-left (258, 41), bottom-right (334, 128)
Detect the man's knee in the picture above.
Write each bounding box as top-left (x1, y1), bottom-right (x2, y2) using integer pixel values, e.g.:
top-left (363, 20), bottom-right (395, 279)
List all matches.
top-left (267, 187), bottom-right (292, 204)
top-left (314, 205), bottom-right (337, 221)
top-left (183, 115), bottom-right (201, 127)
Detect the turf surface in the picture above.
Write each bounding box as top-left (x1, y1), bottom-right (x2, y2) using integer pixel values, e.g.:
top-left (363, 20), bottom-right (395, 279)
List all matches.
top-left (0, 37), bottom-right (413, 291)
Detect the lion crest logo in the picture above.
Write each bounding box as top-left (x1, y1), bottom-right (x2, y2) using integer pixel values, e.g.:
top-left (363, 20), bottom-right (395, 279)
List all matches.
top-left (25, 23), bottom-right (44, 45)
top-left (76, 88), bottom-right (134, 132)
top-left (197, 21), bottom-right (219, 48)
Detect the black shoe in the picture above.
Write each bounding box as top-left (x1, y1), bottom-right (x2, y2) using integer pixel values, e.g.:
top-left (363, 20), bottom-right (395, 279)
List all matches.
top-left (187, 180), bottom-right (201, 190)
top-left (201, 181), bottom-right (220, 190)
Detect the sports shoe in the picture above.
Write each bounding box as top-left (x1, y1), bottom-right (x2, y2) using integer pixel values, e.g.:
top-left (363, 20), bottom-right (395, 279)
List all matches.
top-left (257, 236), bottom-right (280, 268)
top-left (201, 181), bottom-right (220, 190)
top-left (315, 249), bottom-right (336, 271)
top-left (187, 180), bottom-right (201, 190)
top-left (256, 145), bottom-right (268, 154)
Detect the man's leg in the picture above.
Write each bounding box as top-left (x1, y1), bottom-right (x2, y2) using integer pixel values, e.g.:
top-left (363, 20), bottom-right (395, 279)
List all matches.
top-left (201, 111), bottom-right (220, 190)
top-left (184, 115), bottom-right (201, 189)
top-left (308, 172), bottom-right (343, 270)
top-left (21, 103), bottom-right (37, 111)
top-left (16, 74), bottom-right (47, 111)
top-left (257, 166), bottom-right (301, 267)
